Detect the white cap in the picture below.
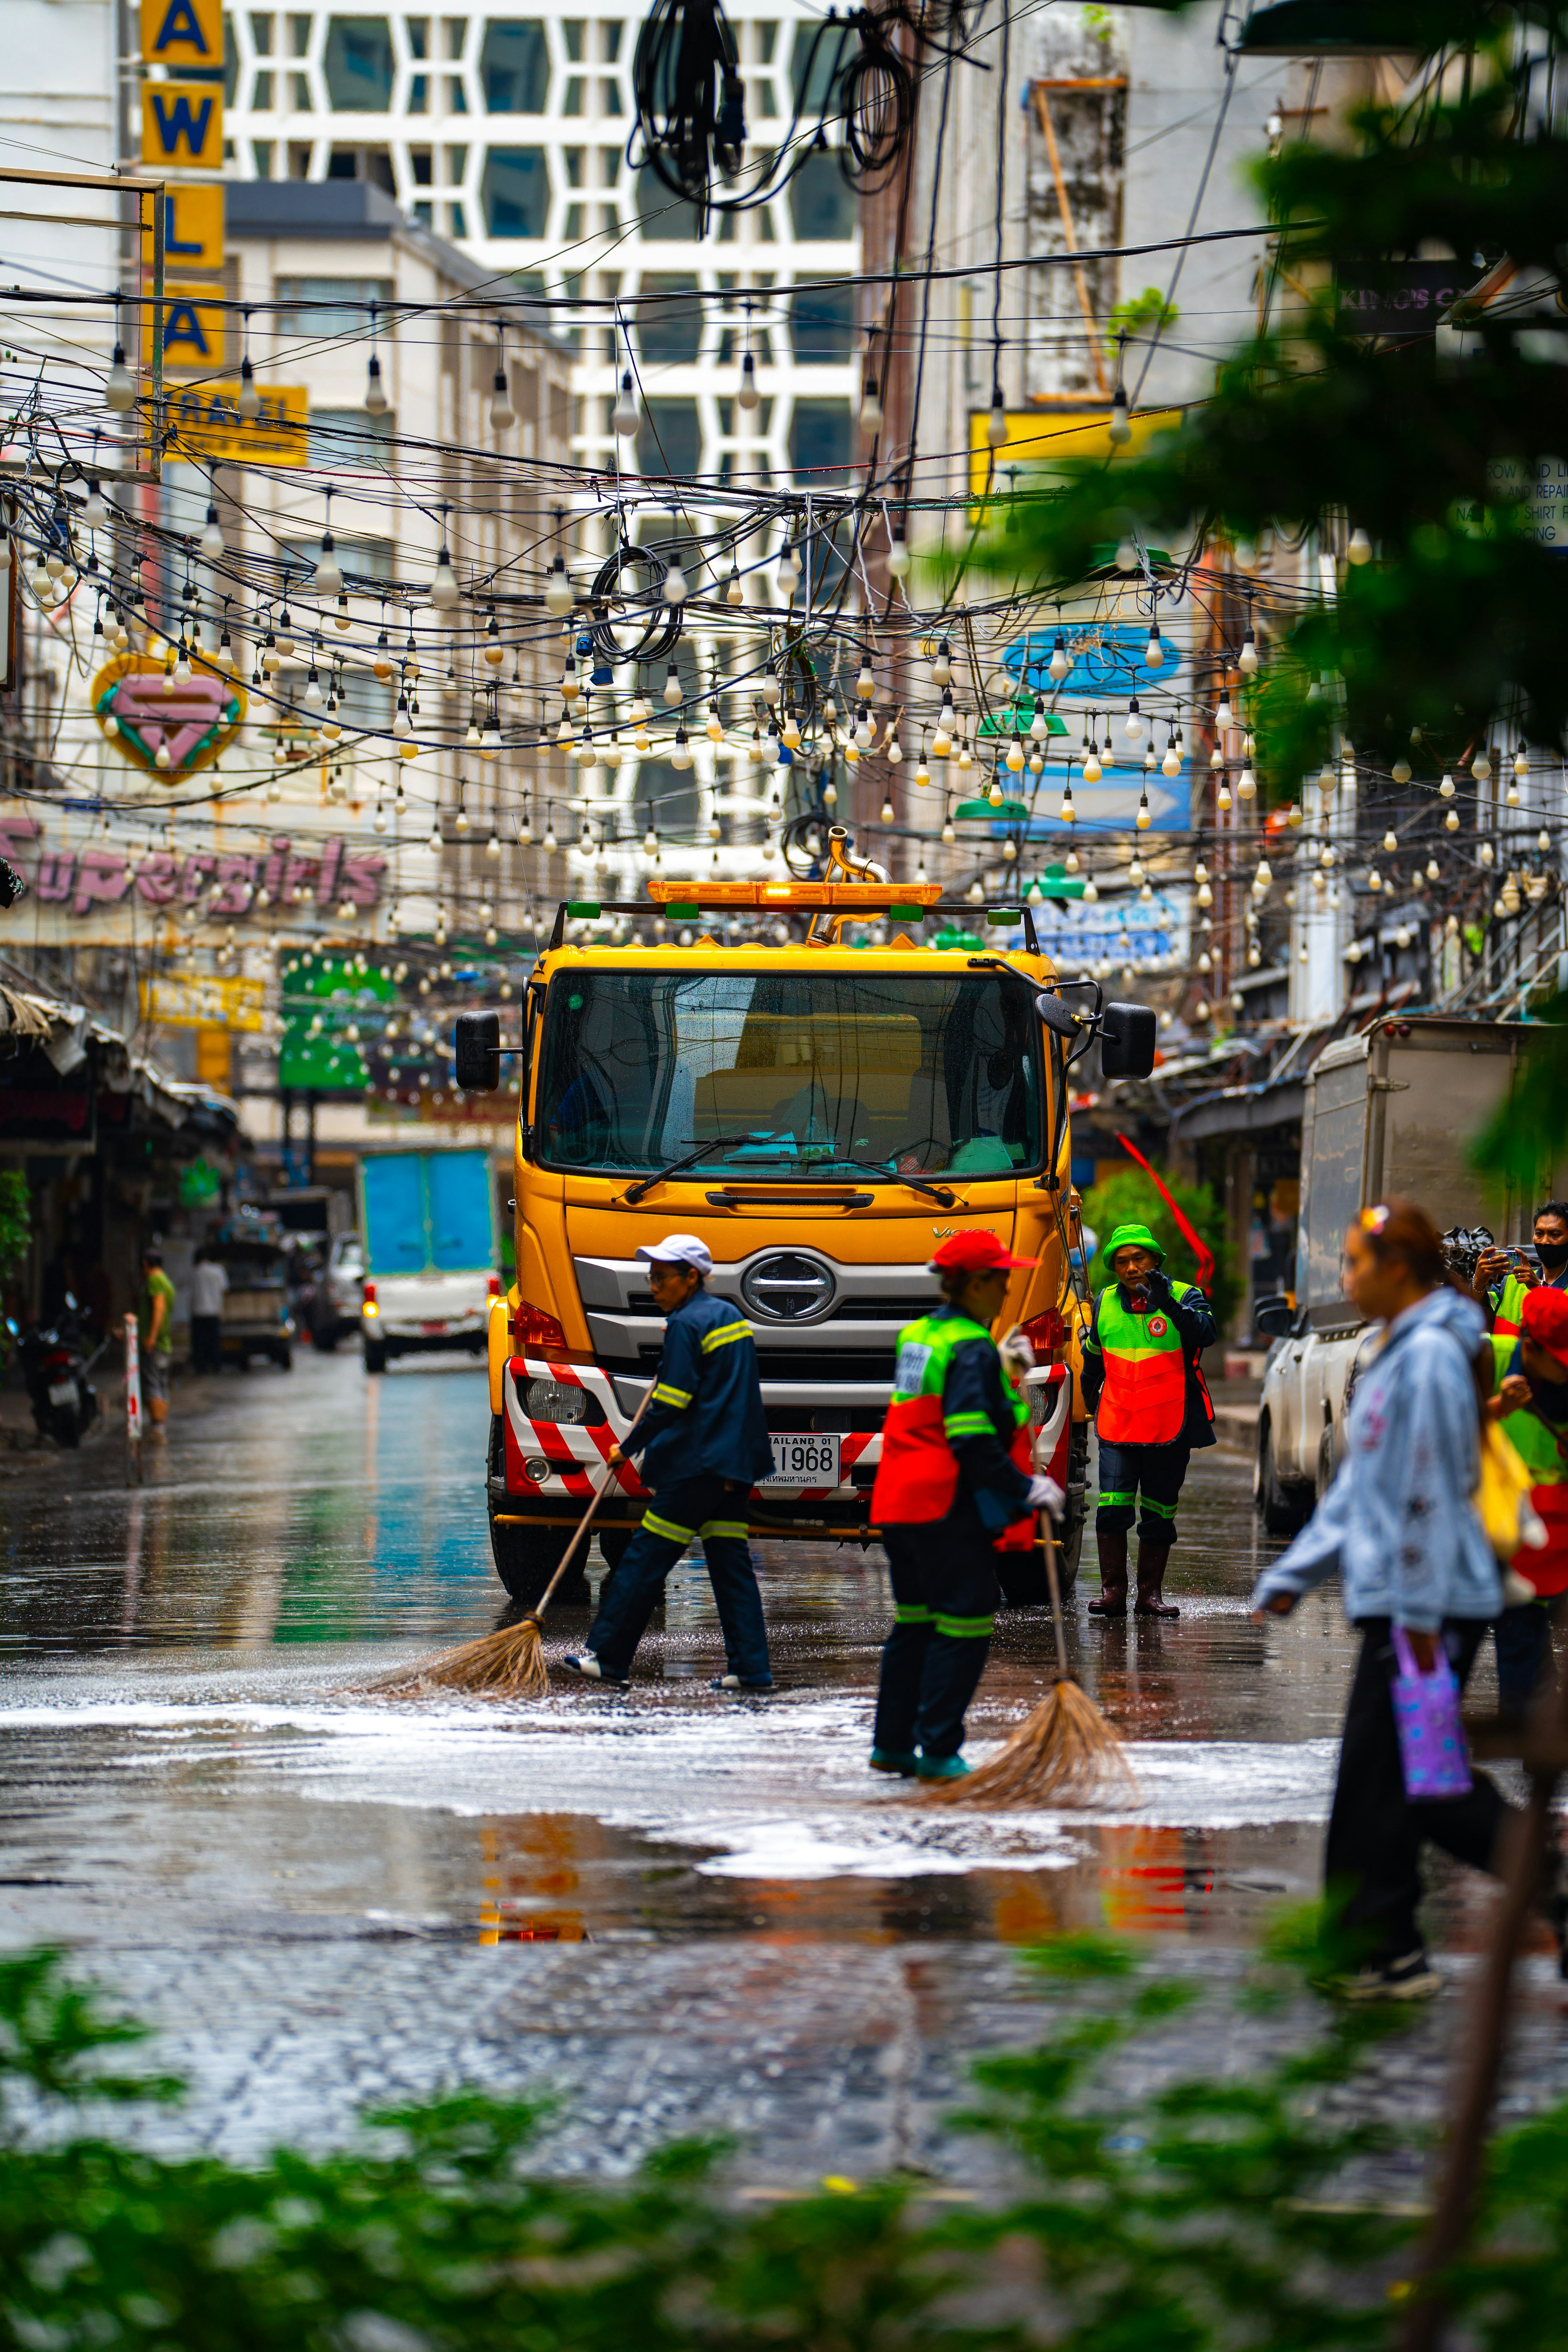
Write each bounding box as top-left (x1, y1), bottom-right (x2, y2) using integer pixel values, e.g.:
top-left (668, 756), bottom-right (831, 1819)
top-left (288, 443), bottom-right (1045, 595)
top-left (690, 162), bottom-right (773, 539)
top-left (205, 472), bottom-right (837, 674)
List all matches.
top-left (635, 1232), bottom-right (713, 1275)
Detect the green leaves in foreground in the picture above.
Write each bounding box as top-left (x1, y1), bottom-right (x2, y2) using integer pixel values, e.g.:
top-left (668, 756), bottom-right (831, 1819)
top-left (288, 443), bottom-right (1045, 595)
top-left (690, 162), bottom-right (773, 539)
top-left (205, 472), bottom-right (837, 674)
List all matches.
top-left (2, 1924), bottom-right (1568, 2351)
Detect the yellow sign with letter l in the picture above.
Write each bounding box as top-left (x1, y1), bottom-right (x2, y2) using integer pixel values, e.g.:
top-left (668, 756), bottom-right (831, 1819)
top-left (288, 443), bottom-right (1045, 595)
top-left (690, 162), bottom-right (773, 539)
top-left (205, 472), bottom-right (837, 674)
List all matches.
top-left (140, 0), bottom-right (223, 67)
top-left (141, 82), bottom-right (224, 170)
top-left (163, 184), bottom-right (224, 274)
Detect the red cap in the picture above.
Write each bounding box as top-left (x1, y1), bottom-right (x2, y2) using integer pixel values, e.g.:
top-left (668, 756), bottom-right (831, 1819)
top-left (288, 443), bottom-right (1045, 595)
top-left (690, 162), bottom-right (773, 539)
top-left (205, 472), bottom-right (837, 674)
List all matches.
top-left (930, 1229), bottom-right (1038, 1275)
top-left (1521, 1283), bottom-right (1568, 1368)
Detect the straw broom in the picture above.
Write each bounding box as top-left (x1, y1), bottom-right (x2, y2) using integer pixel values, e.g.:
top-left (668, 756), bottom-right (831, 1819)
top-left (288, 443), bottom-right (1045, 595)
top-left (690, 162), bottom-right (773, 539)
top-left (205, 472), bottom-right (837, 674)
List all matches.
top-left (371, 1393), bottom-right (649, 1700)
top-left (922, 1515), bottom-right (1133, 1806)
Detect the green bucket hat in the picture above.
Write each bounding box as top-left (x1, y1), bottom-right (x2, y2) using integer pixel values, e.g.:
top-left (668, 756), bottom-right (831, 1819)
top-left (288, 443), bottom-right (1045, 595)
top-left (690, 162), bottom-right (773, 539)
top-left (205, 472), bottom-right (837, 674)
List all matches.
top-left (1103, 1222), bottom-right (1165, 1268)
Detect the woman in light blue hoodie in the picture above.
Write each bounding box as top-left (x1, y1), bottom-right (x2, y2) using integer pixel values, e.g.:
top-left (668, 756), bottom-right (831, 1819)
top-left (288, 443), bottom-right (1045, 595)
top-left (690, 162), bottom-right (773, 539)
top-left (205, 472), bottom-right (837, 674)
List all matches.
top-left (1251, 1198), bottom-right (1535, 2000)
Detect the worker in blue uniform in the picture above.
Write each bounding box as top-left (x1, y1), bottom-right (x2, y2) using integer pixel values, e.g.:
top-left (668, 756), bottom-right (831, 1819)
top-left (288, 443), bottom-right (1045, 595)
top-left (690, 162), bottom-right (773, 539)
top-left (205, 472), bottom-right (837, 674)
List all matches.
top-left (564, 1233), bottom-right (776, 1690)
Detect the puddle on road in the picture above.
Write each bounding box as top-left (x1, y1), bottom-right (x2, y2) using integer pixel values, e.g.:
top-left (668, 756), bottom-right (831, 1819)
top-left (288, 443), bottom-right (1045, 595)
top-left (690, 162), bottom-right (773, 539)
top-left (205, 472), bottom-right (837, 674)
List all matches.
top-left (0, 1354), bottom-right (1518, 1960)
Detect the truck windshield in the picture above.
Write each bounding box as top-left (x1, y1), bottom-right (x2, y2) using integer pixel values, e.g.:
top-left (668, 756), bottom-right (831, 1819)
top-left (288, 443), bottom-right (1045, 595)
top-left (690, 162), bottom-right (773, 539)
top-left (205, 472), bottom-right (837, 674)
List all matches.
top-left (536, 969), bottom-right (1043, 1180)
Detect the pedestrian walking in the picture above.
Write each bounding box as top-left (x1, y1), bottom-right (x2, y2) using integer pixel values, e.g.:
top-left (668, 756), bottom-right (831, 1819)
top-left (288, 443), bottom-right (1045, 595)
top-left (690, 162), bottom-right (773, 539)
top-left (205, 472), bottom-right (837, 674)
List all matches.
top-left (868, 1231), bottom-right (1062, 1782)
top-left (1470, 1197), bottom-right (1568, 1336)
top-left (138, 1246), bottom-right (176, 1433)
top-left (1252, 1198), bottom-right (1562, 1999)
top-left (563, 1234), bottom-right (775, 1690)
top-left (1081, 1222), bottom-right (1217, 1619)
top-left (1485, 1282), bottom-right (1568, 1719)
top-left (189, 1247), bottom-right (227, 1376)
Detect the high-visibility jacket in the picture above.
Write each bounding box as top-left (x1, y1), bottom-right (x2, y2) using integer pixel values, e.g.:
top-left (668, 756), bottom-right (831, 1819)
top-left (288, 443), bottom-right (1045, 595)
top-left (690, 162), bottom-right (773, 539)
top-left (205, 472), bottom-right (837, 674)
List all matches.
top-left (871, 1310), bottom-right (1035, 1534)
top-left (1083, 1278), bottom-right (1216, 1449)
top-left (1490, 1265), bottom-right (1568, 1341)
top-left (1490, 1334), bottom-right (1568, 1595)
top-left (624, 1288), bottom-right (774, 1490)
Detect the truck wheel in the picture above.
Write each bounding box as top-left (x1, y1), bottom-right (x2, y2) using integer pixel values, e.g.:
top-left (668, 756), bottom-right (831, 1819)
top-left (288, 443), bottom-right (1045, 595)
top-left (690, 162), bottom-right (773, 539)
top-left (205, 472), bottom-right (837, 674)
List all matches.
top-left (488, 1515), bottom-right (591, 1607)
top-left (596, 1526), bottom-right (635, 1575)
top-left (1256, 1416), bottom-right (1309, 1536)
top-left (363, 1340), bottom-right (387, 1375)
top-left (312, 1327), bottom-right (339, 1354)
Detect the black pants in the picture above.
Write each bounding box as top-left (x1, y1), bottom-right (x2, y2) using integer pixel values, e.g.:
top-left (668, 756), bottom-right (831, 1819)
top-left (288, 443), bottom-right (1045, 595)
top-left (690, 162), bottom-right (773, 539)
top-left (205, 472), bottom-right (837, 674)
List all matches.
top-left (190, 1315), bottom-right (222, 1374)
top-left (874, 1506), bottom-right (999, 1760)
top-left (1326, 1618), bottom-right (1515, 1963)
top-left (585, 1474), bottom-right (770, 1682)
top-left (1096, 1439), bottom-right (1191, 1545)
top-left (1494, 1596), bottom-right (1557, 1718)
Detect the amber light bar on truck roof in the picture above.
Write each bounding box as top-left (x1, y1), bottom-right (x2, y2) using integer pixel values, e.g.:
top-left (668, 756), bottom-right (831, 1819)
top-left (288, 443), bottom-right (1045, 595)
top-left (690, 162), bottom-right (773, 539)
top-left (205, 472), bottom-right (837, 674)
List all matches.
top-left (541, 887), bottom-right (1045, 949)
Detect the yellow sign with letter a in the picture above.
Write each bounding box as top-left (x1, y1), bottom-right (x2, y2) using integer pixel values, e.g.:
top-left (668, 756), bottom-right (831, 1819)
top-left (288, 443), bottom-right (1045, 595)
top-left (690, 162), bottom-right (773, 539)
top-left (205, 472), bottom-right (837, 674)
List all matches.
top-left (141, 82), bottom-right (224, 171)
top-left (141, 282), bottom-right (228, 375)
top-left (140, 0), bottom-right (223, 67)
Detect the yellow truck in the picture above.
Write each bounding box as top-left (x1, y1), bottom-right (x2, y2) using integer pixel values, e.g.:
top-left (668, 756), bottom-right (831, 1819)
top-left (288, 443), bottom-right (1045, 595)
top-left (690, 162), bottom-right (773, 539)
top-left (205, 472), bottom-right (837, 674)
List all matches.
top-left (454, 865), bottom-right (1155, 1610)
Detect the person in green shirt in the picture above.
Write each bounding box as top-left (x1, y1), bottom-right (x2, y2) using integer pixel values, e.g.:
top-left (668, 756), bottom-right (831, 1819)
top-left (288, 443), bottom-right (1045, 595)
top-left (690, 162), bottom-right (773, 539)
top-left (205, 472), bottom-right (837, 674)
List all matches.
top-left (138, 1247), bottom-right (175, 1430)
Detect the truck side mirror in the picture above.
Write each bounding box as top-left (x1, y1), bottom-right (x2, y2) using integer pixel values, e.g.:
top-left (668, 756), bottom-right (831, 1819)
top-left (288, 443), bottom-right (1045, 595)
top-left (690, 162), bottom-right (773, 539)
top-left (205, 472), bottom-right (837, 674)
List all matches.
top-left (1100, 1001), bottom-right (1157, 1079)
top-left (1034, 990), bottom-right (1081, 1040)
top-left (1254, 1293), bottom-right (1295, 1340)
top-left (454, 1009), bottom-right (501, 1094)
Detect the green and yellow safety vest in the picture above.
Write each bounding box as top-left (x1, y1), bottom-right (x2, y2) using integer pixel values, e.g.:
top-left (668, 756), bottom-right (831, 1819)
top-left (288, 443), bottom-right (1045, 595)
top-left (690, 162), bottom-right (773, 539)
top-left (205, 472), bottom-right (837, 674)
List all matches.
top-left (1490, 1334), bottom-right (1568, 1595)
top-left (1091, 1280), bottom-right (1210, 1448)
top-left (1492, 1266), bottom-right (1568, 1341)
top-left (871, 1312), bottom-right (1030, 1526)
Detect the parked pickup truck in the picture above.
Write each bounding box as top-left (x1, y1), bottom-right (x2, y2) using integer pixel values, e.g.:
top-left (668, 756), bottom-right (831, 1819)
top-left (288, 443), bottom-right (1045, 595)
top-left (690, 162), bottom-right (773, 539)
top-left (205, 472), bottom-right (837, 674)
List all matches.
top-left (1254, 1013), bottom-right (1550, 1532)
top-left (357, 1148), bottom-right (499, 1374)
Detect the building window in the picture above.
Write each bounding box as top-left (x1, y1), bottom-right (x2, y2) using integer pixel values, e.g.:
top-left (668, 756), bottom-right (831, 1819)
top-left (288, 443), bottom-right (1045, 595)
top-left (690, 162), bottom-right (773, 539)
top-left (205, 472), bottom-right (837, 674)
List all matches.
top-left (483, 147), bottom-right (550, 238)
top-left (637, 275), bottom-right (702, 367)
top-left (639, 399), bottom-right (701, 479)
top-left (481, 18), bottom-right (547, 111)
top-left (791, 21), bottom-right (838, 109)
top-left (790, 398), bottom-right (851, 484)
top-left (254, 70), bottom-right (275, 107)
top-left (308, 408), bottom-right (396, 468)
top-left (324, 17), bottom-right (394, 111)
top-left (788, 279), bottom-right (855, 362)
top-left (276, 276), bottom-right (394, 336)
top-left (788, 151), bottom-right (855, 241)
top-left (636, 168), bottom-right (702, 243)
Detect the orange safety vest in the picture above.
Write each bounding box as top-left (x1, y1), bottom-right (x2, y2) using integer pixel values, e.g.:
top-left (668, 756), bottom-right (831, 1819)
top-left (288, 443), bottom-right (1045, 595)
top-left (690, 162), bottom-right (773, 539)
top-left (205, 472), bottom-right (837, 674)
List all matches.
top-left (1091, 1281), bottom-right (1209, 1448)
top-left (872, 1312), bottom-right (1033, 1543)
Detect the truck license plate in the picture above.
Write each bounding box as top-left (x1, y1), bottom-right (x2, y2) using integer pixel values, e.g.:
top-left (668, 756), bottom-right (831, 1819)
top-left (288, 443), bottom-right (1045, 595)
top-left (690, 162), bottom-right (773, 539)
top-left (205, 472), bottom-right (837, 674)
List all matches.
top-left (762, 1433), bottom-right (840, 1487)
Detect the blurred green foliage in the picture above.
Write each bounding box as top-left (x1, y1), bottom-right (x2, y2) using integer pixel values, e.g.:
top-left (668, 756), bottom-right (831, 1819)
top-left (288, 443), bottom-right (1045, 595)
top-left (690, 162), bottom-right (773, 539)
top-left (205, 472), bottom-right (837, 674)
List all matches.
top-left (1080, 1163), bottom-right (1236, 1328)
top-left (13, 1912), bottom-right (1568, 2352)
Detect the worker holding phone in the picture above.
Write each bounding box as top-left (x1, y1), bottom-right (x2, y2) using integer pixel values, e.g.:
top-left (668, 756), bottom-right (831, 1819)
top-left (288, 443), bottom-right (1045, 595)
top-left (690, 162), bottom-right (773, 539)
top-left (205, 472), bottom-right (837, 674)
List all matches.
top-left (1471, 1200), bottom-right (1568, 1337)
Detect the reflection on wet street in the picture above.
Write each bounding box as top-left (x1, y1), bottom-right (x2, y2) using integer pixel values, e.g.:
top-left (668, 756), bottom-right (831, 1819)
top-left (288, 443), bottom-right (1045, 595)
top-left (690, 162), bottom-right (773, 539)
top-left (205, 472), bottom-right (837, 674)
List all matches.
top-left (0, 1351), bottom-right (1561, 2179)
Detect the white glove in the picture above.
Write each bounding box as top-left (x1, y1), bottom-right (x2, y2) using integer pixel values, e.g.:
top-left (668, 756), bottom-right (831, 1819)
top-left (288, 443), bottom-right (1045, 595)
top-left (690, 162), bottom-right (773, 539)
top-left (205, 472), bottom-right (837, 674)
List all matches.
top-left (1026, 1474), bottom-right (1065, 1519)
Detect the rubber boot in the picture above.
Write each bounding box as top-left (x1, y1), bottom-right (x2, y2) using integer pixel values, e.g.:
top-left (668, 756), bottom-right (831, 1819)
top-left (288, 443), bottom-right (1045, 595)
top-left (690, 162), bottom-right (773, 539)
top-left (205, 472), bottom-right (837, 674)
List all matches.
top-left (1134, 1538), bottom-right (1179, 1618)
top-left (1087, 1526), bottom-right (1129, 1617)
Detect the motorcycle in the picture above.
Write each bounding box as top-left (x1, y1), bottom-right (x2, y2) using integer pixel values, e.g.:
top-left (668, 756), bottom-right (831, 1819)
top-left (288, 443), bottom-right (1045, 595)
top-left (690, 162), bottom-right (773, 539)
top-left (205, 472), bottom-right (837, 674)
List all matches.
top-left (9, 1300), bottom-right (100, 1447)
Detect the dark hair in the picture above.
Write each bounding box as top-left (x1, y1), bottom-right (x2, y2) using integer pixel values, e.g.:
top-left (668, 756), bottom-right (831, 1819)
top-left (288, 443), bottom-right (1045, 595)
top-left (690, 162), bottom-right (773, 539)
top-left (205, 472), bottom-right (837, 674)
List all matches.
top-left (1537, 1201), bottom-right (1568, 1228)
top-left (142, 1247), bottom-right (163, 1268)
top-left (1356, 1198), bottom-right (1453, 1291)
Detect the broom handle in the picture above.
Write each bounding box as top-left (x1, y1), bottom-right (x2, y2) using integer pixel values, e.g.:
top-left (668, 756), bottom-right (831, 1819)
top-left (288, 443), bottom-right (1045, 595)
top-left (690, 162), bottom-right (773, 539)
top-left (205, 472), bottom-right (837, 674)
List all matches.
top-left (1040, 1514), bottom-right (1071, 1679)
top-left (525, 1386), bottom-right (653, 1626)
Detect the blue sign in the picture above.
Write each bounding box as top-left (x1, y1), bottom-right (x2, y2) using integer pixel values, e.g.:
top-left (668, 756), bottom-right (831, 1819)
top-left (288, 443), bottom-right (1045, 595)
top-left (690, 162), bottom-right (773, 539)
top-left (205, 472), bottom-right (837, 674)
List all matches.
top-left (1003, 623), bottom-right (1182, 700)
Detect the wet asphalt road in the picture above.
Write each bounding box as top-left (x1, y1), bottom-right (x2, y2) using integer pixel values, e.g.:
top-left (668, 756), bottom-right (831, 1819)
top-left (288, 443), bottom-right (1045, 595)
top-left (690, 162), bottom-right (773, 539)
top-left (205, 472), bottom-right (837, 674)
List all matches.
top-left (0, 1348), bottom-right (1564, 2185)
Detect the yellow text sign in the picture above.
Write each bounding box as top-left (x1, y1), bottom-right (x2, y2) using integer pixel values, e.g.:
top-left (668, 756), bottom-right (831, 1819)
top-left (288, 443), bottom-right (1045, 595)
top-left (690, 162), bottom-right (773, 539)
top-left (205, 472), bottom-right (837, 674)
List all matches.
top-left (968, 405), bottom-right (1183, 502)
top-left (163, 183), bottom-right (224, 273)
top-left (141, 282), bottom-right (228, 374)
top-left (141, 0), bottom-right (223, 66)
top-left (142, 82), bottom-right (224, 170)
top-left (141, 975), bottom-right (266, 1031)
top-left (164, 382), bottom-right (310, 464)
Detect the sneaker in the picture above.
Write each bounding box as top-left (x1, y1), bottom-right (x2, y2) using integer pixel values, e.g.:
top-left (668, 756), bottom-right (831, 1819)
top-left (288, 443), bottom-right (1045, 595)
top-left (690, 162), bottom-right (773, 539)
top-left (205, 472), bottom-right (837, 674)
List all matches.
top-left (915, 1754), bottom-right (971, 1781)
top-left (870, 1747), bottom-right (920, 1775)
top-left (1330, 1949), bottom-right (1441, 2003)
top-left (708, 1672), bottom-right (775, 1692)
top-left (560, 1652), bottom-right (628, 1687)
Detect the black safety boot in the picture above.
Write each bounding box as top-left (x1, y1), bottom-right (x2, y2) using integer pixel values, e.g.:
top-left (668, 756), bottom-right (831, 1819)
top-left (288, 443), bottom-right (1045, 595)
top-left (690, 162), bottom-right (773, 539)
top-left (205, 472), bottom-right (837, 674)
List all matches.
top-left (1134, 1539), bottom-right (1179, 1618)
top-left (1088, 1526), bottom-right (1129, 1617)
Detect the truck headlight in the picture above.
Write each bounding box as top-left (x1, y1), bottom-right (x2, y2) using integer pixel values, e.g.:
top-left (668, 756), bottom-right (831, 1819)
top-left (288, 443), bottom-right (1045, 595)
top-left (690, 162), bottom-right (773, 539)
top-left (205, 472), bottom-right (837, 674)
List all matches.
top-left (521, 1375), bottom-right (590, 1424)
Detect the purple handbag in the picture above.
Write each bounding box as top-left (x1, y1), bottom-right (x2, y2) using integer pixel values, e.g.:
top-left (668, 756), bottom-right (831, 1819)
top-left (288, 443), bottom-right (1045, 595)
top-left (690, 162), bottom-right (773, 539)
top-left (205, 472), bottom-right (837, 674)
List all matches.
top-left (1389, 1624), bottom-right (1472, 1800)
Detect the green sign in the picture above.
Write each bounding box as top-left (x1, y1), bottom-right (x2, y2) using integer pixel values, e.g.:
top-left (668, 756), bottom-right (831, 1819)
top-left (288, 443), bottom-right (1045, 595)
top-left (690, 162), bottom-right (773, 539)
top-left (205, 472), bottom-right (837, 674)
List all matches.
top-left (278, 952), bottom-right (396, 1094)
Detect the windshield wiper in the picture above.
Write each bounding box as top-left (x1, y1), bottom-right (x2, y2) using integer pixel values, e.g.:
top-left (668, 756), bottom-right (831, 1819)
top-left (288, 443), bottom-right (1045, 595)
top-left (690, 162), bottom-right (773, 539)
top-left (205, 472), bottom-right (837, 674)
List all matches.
top-left (807, 1154), bottom-right (958, 1207)
top-left (620, 1129), bottom-right (790, 1206)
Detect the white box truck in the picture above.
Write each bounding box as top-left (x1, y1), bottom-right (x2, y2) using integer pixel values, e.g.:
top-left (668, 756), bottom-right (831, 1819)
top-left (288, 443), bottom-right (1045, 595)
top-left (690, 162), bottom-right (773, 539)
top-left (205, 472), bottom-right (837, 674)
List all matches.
top-left (1254, 1014), bottom-right (1552, 1531)
top-left (356, 1146), bottom-right (499, 1374)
